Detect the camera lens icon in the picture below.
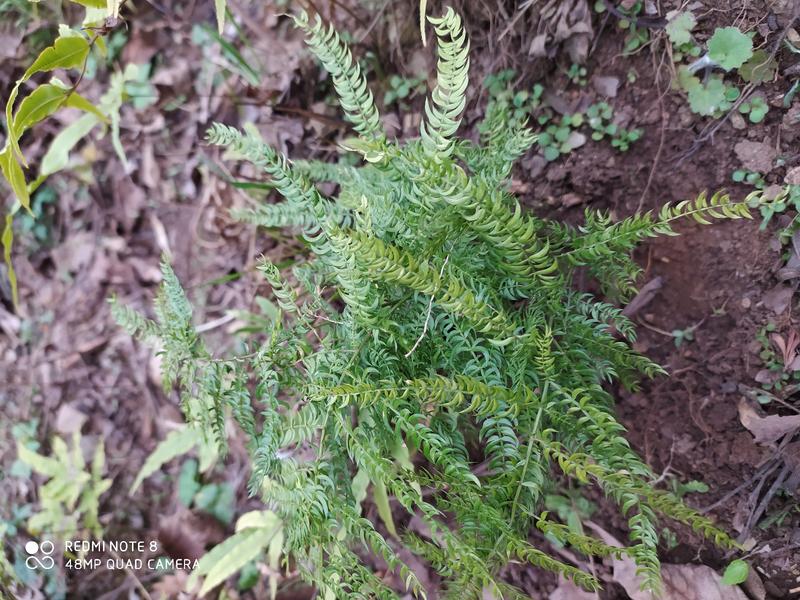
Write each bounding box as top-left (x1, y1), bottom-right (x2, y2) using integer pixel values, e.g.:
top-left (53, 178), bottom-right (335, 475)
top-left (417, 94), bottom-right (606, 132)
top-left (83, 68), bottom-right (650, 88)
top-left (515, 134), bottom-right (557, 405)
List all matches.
top-left (25, 539), bottom-right (55, 570)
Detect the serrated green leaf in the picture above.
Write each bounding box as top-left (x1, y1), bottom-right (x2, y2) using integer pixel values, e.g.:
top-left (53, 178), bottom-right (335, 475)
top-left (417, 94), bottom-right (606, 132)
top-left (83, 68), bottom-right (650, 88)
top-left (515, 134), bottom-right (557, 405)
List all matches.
top-left (351, 467), bottom-right (370, 511)
top-left (235, 510), bottom-right (280, 532)
top-left (69, 0), bottom-right (108, 8)
top-left (707, 26), bottom-right (753, 71)
top-left (722, 559), bottom-right (749, 585)
top-left (688, 78), bottom-right (727, 116)
top-left (194, 525), bottom-right (281, 595)
top-left (130, 426), bottom-right (200, 493)
top-left (665, 11), bottom-right (696, 46)
top-left (267, 529), bottom-right (283, 599)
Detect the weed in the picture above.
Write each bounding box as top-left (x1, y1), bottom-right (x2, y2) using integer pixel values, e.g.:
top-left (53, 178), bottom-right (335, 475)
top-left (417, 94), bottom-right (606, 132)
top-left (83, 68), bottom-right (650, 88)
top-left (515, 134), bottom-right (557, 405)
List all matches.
top-left (732, 169), bottom-right (765, 189)
top-left (566, 63), bottom-right (588, 87)
top-left (586, 102), bottom-right (643, 151)
top-left (738, 95), bottom-right (769, 124)
top-left (384, 75), bottom-right (426, 109)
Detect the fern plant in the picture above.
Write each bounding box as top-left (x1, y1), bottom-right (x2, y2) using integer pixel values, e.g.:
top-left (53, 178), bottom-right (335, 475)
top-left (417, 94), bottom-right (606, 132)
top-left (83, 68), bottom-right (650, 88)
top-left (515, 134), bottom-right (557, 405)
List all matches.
top-left (113, 8), bottom-right (760, 598)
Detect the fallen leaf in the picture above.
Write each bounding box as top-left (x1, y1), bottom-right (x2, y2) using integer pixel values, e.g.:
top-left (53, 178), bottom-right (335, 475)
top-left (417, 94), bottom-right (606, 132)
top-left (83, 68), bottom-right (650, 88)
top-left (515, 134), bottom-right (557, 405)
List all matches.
top-left (761, 284), bottom-right (794, 315)
top-left (549, 575), bottom-right (595, 599)
top-left (588, 522), bottom-right (749, 599)
top-left (785, 166), bottom-right (800, 186)
top-left (738, 399), bottom-right (800, 444)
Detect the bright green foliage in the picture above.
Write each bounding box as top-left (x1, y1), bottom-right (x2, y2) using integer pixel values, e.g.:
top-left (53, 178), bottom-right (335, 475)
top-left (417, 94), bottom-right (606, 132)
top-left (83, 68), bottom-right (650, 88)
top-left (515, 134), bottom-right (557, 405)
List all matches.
top-left (384, 75), bottom-right (426, 109)
top-left (188, 510), bottom-right (283, 597)
top-left (1, 1), bottom-right (140, 306)
top-left (722, 559), bottom-right (749, 585)
top-left (686, 76), bottom-right (727, 116)
top-left (707, 26), bottom-right (753, 71)
top-left (16, 432), bottom-right (111, 540)
top-left (586, 102), bottom-right (642, 152)
top-left (665, 11), bottom-right (696, 46)
top-left (738, 95), bottom-right (769, 123)
top-left (566, 63), bottom-right (587, 87)
top-left (537, 114), bottom-right (585, 161)
top-left (116, 9), bottom-right (756, 598)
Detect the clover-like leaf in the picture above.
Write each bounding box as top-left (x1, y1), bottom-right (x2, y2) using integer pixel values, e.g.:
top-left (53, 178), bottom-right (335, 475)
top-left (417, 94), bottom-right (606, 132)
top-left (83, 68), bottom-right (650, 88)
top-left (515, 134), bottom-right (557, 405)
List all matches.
top-left (707, 26), bottom-right (753, 71)
top-left (666, 11), bottom-right (696, 46)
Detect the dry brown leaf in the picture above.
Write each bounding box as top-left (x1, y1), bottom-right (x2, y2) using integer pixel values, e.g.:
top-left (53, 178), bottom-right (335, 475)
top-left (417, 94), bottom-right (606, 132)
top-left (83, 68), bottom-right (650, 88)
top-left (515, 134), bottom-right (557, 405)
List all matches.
top-left (588, 522), bottom-right (748, 600)
top-left (761, 284), bottom-right (794, 315)
top-left (738, 399), bottom-right (800, 444)
top-left (549, 575), bottom-right (596, 599)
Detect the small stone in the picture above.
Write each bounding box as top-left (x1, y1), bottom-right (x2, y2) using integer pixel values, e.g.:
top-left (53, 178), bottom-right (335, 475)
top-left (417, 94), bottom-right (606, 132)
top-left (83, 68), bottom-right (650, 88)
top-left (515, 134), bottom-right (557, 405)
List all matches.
top-left (734, 140), bottom-right (777, 173)
top-left (55, 403), bottom-right (87, 435)
top-left (730, 112), bottom-right (747, 130)
top-left (741, 297), bottom-right (752, 309)
top-left (524, 155), bottom-right (547, 179)
top-left (785, 166), bottom-right (800, 185)
top-left (561, 192), bottom-right (584, 208)
top-left (546, 164), bottom-right (569, 182)
top-left (762, 184), bottom-right (785, 200)
top-left (592, 75), bottom-right (620, 98)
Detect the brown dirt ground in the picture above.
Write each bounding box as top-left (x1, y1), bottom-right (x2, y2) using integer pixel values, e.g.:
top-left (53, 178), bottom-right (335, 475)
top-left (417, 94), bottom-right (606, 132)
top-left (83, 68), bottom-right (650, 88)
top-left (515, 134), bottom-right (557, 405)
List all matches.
top-left (2, 0), bottom-right (800, 598)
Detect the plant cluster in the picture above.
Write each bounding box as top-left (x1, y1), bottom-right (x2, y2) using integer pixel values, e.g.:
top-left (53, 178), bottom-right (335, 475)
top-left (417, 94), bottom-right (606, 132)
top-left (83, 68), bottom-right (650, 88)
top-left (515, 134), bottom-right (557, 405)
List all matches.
top-left (753, 323), bottom-right (800, 392)
top-left (732, 169), bottom-right (765, 189)
top-left (384, 74), bottom-right (427, 109)
top-left (747, 184), bottom-right (800, 231)
top-left (483, 78), bottom-right (643, 162)
top-left (586, 102), bottom-right (643, 151)
top-left (113, 8), bottom-right (759, 598)
top-left (565, 63), bottom-right (588, 87)
top-left (594, 1), bottom-right (650, 54)
top-left (0, 0), bottom-right (156, 306)
top-left (15, 432), bottom-right (110, 541)
top-left (666, 12), bottom-right (774, 119)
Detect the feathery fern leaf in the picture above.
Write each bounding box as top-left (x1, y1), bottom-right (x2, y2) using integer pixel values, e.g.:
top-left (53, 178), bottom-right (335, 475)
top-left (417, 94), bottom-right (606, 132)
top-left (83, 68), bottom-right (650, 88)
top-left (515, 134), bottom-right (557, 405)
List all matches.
top-left (116, 7), bottom-right (762, 598)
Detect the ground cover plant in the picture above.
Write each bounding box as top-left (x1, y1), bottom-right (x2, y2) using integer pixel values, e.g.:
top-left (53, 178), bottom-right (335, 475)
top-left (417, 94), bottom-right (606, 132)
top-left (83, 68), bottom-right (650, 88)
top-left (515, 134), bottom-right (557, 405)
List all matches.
top-left (108, 8), bottom-right (765, 598)
top-left (5, 0), bottom-right (800, 598)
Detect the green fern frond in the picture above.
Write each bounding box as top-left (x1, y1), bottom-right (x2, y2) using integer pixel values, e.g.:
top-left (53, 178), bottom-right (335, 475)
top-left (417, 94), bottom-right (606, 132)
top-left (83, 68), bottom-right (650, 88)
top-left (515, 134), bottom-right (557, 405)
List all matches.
top-left (420, 8), bottom-right (470, 158)
top-left (120, 8), bottom-right (753, 598)
top-left (293, 11), bottom-right (384, 140)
